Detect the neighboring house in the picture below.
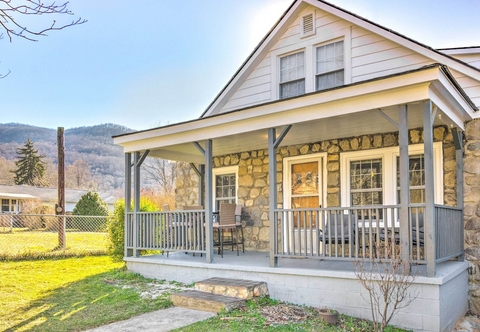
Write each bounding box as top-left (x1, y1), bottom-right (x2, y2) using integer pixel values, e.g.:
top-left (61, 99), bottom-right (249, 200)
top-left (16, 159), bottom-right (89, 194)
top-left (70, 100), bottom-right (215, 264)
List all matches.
top-left (0, 193), bottom-right (36, 214)
top-left (113, 1), bottom-right (480, 330)
top-left (0, 185), bottom-right (116, 213)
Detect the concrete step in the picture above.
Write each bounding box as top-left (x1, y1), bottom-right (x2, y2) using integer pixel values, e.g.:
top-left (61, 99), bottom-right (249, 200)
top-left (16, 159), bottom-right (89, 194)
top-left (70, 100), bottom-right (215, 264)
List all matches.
top-left (194, 277), bottom-right (268, 299)
top-left (171, 290), bottom-right (246, 313)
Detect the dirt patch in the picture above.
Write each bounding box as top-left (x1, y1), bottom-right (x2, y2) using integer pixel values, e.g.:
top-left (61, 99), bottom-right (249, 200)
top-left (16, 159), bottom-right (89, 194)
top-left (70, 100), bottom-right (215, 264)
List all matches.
top-left (259, 303), bottom-right (312, 325)
top-left (106, 279), bottom-right (192, 299)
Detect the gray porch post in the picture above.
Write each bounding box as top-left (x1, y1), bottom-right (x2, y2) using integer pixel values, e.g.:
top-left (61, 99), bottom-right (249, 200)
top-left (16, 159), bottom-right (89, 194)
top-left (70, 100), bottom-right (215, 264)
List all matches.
top-left (125, 153), bottom-right (132, 258)
top-left (199, 164), bottom-right (205, 207)
top-left (423, 101), bottom-right (436, 277)
top-left (453, 127), bottom-right (465, 261)
top-left (398, 105), bottom-right (410, 265)
top-left (204, 140), bottom-right (214, 263)
top-left (133, 151), bottom-right (141, 257)
top-left (268, 128), bottom-right (278, 267)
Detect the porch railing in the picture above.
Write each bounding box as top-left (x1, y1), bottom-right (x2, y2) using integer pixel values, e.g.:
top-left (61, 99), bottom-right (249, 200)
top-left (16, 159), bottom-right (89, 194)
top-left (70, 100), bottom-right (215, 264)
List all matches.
top-left (124, 205), bottom-right (464, 265)
top-left (435, 204), bottom-right (463, 263)
top-left (273, 204), bottom-right (463, 265)
top-left (125, 210), bottom-right (206, 255)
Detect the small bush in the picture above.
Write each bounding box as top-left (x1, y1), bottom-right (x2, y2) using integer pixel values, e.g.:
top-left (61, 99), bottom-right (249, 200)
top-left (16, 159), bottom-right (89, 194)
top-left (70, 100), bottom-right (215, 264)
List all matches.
top-left (73, 192), bottom-right (109, 216)
top-left (107, 198), bottom-right (159, 261)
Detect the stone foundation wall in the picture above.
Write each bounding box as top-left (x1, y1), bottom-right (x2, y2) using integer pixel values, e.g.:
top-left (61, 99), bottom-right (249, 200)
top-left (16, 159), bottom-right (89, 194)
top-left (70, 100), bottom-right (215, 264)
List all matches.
top-left (175, 126), bottom-right (455, 252)
top-left (463, 119), bottom-right (480, 314)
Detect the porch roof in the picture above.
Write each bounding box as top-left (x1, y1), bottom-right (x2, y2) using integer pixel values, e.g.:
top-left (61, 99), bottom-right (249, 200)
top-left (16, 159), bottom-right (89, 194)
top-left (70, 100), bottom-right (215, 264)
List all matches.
top-left (114, 64), bottom-right (475, 163)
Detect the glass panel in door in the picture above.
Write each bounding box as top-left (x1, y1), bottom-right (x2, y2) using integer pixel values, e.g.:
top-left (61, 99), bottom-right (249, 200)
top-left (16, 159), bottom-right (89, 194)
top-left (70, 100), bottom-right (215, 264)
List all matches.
top-left (290, 161), bottom-right (320, 228)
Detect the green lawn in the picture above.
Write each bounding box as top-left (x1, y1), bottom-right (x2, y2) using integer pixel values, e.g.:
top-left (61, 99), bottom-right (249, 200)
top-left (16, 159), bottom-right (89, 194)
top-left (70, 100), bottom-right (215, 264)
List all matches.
top-left (0, 229), bottom-right (108, 260)
top-left (0, 256), bottom-right (408, 332)
top-left (0, 256), bottom-right (178, 332)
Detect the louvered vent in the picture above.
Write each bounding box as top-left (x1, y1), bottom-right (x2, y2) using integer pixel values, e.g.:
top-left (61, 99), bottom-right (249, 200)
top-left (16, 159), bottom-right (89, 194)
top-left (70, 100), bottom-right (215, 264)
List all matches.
top-left (302, 13), bottom-right (314, 36)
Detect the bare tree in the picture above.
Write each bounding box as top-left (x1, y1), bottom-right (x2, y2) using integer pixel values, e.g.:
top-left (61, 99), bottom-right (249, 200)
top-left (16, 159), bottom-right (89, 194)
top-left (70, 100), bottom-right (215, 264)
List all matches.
top-left (0, 0), bottom-right (86, 77)
top-left (143, 158), bottom-right (177, 195)
top-left (66, 159), bottom-right (93, 189)
top-left (354, 245), bottom-right (419, 332)
top-left (0, 0), bottom-right (86, 42)
top-left (0, 156), bottom-right (15, 184)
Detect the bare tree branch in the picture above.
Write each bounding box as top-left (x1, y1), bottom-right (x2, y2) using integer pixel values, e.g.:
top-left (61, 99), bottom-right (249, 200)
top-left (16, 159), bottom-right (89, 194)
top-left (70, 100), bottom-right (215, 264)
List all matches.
top-left (0, 0), bottom-right (87, 42)
top-left (143, 158), bottom-right (178, 195)
top-left (354, 243), bottom-right (419, 331)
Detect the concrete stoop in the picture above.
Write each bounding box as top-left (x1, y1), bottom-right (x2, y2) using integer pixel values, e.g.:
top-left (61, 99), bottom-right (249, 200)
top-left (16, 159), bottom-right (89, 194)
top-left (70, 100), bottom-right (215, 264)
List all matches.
top-left (171, 278), bottom-right (268, 313)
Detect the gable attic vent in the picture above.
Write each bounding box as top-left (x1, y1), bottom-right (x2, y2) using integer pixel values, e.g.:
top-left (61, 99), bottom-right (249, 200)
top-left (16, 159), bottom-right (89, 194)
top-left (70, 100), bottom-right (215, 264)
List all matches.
top-left (301, 13), bottom-right (315, 38)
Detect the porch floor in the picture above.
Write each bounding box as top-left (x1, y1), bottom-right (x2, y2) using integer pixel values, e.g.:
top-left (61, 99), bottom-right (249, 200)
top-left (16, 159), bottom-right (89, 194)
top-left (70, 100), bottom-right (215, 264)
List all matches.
top-left (126, 250), bottom-right (464, 280)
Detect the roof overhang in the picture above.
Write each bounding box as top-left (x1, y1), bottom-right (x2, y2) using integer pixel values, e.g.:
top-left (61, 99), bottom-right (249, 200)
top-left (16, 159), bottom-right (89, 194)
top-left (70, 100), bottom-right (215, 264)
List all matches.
top-left (0, 193), bottom-right (37, 200)
top-left (114, 65), bottom-right (474, 163)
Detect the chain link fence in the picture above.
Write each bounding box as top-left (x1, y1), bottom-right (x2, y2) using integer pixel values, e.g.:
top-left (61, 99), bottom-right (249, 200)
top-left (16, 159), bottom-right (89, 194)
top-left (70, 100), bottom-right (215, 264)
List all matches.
top-left (0, 214), bottom-right (110, 260)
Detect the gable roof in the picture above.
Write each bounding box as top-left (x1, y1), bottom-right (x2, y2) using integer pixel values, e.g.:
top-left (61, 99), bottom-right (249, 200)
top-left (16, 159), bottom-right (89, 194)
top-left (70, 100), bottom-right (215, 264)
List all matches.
top-left (201, 0), bottom-right (480, 118)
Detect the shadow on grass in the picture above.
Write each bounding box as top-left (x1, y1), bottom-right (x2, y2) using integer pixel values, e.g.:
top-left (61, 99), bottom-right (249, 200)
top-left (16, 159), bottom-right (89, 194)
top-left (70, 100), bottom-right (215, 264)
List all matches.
top-left (0, 249), bottom-right (108, 262)
top-left (5, 269), bottom-right (171, 332)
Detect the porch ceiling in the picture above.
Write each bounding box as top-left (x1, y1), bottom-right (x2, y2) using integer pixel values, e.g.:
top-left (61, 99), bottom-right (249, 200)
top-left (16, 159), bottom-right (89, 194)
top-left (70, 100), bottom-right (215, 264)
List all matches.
top-left (146, 104), bottom-right (453, 163)
top-left (115, 65), bottom-right (474, 163)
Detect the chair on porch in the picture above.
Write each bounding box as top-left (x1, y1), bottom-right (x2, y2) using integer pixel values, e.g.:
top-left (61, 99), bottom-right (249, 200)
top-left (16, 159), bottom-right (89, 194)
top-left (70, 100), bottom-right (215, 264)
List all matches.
top-left (319, 213), bottom-right (356, 257)
top-left (213, 202), bottom-right (244, 258)
top-left (378, 213), bottom-right (425, 257)
top-left (182, 205), bottom-right (203, 210)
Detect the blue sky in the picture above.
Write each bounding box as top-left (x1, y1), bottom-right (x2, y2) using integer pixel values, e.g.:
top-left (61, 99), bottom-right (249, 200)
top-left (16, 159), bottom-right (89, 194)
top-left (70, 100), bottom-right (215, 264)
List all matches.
top-left (1, 0), bottom-right (479, 131)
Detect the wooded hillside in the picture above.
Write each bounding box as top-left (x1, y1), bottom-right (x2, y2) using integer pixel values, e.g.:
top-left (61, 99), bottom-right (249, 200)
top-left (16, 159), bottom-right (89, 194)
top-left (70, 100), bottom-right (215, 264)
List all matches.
top-left (0, 123), bottom-right (134, 192)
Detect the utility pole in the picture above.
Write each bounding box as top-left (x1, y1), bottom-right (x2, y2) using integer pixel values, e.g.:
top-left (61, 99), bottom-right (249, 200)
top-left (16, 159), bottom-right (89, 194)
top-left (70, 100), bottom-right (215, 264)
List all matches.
top-left (57, 127), bottom-right (66, 248)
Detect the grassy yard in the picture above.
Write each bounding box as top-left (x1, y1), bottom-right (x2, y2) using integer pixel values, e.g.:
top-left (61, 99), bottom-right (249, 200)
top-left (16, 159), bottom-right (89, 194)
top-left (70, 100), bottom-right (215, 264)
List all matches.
top-left (1, 256), bottom-right (408, 332)
top-left (0, 256), bottom-right (183, 332)
top-left (0, 229), bottom-right (108, 260)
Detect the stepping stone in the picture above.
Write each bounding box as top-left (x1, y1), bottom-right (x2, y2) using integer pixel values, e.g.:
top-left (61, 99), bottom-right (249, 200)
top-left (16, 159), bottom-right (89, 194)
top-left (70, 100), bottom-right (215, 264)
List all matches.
top-left (171, 290), bottom-right (246, 313)
top-left (194, 277), bottom-right (268, 299)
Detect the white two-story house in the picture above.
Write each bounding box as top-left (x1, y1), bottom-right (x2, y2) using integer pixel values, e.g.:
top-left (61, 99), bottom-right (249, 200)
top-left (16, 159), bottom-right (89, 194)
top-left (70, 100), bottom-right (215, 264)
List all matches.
top-left (114, 1), bottom-right (480, 330)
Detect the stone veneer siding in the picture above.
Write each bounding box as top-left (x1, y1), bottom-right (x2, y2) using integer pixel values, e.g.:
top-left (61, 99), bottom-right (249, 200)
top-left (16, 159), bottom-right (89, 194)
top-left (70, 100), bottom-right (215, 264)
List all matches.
top-left (464, 119), bottom-right (480, 314)
top-left (175, 125), bottom-right (456, 252)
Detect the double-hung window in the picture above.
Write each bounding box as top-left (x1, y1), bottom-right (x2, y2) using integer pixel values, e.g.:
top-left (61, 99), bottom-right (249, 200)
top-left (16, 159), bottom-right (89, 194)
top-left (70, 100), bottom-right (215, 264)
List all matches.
top-left (1, 199), bottom-right (17, 213)
top-left (316, 40), bottom-right (344, 91)
top-left (341, 144), bottom-right (443, 210)
top-left (350, 158), bottom-right (383, 207)
top-left (213, 166), bottom-right (238, 211)
top-left (279, 51), bottom-right (305, 99)
top-left (397, 154), bottom-right (425, 204)
top-left (1, 199), bottom-right (9, 213)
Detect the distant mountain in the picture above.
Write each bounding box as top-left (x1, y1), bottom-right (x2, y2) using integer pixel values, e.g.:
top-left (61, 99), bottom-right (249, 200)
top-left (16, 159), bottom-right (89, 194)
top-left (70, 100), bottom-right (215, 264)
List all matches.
top-left (0, 123), bottom-right (135, 191)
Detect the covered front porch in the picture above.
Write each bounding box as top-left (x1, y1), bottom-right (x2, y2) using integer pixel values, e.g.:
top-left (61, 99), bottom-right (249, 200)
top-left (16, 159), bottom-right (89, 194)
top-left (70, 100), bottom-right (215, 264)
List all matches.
top-left (115, 65), bottom-right (471, 279)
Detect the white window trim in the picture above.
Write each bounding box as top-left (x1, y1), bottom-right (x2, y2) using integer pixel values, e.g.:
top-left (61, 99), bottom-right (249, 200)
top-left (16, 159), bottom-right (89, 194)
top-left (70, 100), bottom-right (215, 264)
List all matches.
top-left (1, 198), bottom-right (20, 214)
top-left (283, 153), bottom-right (328, 209)
top-left (340, 143), bottom-right (443, 207)
top-left (212, 166), bottom-right (238, 211)
top-left (271, 28), bottom-right (351, 100)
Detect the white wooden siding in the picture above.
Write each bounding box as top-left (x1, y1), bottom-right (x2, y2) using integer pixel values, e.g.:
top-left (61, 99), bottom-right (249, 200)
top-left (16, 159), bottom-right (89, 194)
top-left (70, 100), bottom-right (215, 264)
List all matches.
top-left (351, 27), bottom-right (432, 82)
top-left (216, 4), bottom-right (477, 115)
top-left (448, 54), bottom-right (480, 69)
top-left (450, 69), bottom-right (480, 111)
top-left (220, 54), bottom-right (273, 113)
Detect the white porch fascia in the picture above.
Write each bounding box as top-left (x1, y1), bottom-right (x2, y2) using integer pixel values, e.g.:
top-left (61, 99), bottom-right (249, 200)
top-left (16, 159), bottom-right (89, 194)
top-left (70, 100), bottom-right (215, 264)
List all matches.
top-left (114, 66), bottom-right (473, 163)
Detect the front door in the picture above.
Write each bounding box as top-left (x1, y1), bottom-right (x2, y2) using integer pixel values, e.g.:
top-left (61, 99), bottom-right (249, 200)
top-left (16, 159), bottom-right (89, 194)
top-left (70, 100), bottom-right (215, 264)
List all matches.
top-left (284, 154), bottom-right (324, 254)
